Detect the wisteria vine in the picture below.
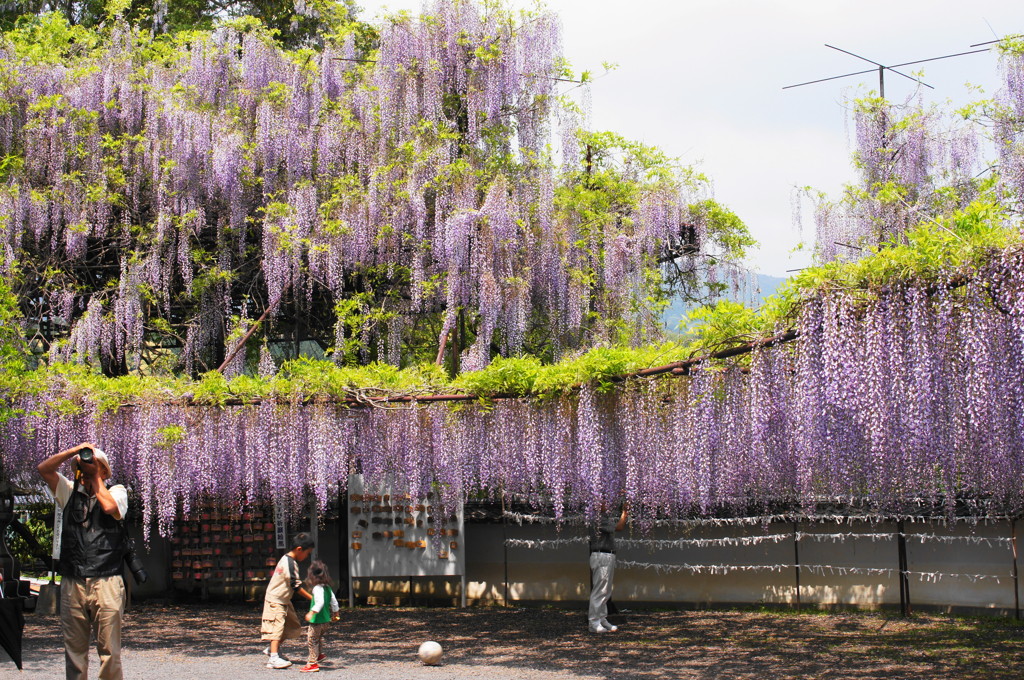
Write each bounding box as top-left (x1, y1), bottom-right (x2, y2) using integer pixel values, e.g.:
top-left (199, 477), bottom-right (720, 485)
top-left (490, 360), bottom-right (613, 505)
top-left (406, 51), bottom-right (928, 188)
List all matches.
top-left (809, 41), bottom-right (1024, 262)
top-left (0, 1), bottom-right (723, 373)
top-left (4, 246), bottom-right (1024, 537)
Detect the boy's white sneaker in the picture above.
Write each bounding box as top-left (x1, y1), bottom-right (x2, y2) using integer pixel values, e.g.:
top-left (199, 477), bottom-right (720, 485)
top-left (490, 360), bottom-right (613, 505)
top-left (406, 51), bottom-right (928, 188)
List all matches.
top-left (266, 656), bottom-right (293, 669)
top-left (600, 619), bottom-right (619, 632)
top-left (588, 623), bottom-right (610, 633)
top-left (263, 648), bottom-right (289, 662)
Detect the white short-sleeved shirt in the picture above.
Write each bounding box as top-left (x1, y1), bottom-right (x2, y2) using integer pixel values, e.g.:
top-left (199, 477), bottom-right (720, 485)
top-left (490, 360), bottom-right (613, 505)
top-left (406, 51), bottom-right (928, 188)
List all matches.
top-left (51, 473), bottom-right (128, 520)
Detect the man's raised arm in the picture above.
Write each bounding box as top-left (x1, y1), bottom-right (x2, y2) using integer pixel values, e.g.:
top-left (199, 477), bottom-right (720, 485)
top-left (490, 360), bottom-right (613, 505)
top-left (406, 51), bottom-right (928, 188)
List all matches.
top-left (37, 442), bottom-right (92, 496)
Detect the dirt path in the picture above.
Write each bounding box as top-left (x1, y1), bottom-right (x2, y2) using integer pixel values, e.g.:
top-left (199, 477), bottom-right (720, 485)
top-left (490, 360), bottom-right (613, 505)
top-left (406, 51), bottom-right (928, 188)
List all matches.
top-left (16, 603), bottom-right (1024, 679)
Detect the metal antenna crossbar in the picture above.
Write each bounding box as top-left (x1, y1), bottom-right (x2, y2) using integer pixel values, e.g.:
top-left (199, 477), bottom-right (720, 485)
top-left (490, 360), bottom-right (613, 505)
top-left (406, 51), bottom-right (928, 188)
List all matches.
top-left (970, 34), bottom-right (1023, 47)
top-left (824, 43), bottom-right (933, 95)
top-left (783, 43), bottom-right (994, 97)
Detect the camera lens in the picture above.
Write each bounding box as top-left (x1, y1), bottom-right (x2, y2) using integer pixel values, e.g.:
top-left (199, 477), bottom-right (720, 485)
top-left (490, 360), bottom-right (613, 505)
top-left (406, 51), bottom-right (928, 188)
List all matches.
top-left (79, 447), bottom-right (94, 463)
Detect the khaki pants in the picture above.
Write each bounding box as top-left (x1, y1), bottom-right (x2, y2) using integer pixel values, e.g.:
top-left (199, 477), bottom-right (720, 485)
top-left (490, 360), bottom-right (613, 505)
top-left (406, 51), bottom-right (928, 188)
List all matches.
top-left (60, 575), bottom-right (125, 680)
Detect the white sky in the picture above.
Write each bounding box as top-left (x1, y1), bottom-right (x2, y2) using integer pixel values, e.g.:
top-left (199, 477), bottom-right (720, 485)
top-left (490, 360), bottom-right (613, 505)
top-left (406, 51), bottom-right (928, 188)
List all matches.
top-left (354, 0), bottom-right (1022, 277)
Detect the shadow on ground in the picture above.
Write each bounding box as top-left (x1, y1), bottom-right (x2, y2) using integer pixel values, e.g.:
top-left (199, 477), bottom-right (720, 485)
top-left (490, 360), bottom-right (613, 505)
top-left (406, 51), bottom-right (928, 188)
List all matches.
top-left (21, 603), bottom-right (1024, 679)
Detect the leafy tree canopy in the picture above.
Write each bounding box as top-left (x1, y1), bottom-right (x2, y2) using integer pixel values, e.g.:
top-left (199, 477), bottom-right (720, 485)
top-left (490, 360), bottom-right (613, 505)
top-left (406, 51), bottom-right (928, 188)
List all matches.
top-left (0, 0), bottom-right (752, 390)
top-left (0, 0), bottom-right (362, 47)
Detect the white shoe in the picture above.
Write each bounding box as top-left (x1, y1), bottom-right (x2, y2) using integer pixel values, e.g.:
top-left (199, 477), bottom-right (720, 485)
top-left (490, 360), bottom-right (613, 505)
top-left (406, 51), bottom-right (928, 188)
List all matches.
top-left (589, 623), bottom-right (610, 633)
top-left (263, 648), bottom-right (289, 662)
top-left (266, 656), bottom-right (293, 669)
top-left (600, 619), bottom-right (619, 632)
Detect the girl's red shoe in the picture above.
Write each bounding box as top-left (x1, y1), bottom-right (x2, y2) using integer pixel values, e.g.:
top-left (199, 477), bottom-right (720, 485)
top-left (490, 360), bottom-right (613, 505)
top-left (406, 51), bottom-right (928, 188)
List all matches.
top-left (299, 663), bottom-right (319, 673)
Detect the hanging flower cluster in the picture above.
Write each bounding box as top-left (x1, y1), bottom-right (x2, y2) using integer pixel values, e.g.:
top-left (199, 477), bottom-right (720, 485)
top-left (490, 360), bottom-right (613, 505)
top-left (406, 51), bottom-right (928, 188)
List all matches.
top-left (995, 42), bottom-right (1024, 209)
top-left (5, 247), bottom-right (1024, 536)
top-left (811, 96), bottom-right (986, 263)
top-left (806, 41), bottom-right (1024, 263)
top-left (0, 1), bottom-right (712, 373)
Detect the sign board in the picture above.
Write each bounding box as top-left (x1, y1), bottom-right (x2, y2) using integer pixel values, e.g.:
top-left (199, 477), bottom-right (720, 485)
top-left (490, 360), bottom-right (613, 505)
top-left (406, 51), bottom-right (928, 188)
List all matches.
top-left (346, 474), bottom-right (464, 579)
top-left (274, 502), bottom-right (287, 550)
top-left (309, 502), bottom-right (319, 560)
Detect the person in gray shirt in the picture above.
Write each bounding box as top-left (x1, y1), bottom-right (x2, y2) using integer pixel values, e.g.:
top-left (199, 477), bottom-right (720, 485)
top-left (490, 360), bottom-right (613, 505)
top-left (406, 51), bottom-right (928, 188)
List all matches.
top-left (588, 504), bottom-right (628, 633)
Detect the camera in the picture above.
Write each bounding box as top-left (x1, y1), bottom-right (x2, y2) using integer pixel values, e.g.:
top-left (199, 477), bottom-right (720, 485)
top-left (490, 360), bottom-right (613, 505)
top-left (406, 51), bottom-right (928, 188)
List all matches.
top-left (78, 447), bottom-right (94, 463)
top-left (124, 539), bottom-right (148, 585)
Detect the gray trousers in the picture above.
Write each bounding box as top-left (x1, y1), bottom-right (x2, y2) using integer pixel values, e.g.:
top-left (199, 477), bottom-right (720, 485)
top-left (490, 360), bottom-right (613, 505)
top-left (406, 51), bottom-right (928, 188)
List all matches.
top-left (60, 574), bottom-right (125, 680)
top-left (588, 551), bottom-right (616, 626)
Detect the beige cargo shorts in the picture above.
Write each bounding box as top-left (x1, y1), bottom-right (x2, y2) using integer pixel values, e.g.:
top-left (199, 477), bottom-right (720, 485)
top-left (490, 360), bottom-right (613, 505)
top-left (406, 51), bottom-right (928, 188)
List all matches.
top-left (260, 600), bottom-right (302, 641)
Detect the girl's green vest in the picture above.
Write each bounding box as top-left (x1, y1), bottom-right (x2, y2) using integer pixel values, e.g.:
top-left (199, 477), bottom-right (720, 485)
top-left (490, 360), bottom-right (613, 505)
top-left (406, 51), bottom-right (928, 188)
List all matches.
top-left (309, 585), bottom-right (333, 624)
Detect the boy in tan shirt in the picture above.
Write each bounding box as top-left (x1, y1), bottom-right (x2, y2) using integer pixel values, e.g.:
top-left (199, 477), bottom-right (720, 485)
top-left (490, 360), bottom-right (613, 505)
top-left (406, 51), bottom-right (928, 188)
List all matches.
top-left (261, 533), bottom-right (314, 669)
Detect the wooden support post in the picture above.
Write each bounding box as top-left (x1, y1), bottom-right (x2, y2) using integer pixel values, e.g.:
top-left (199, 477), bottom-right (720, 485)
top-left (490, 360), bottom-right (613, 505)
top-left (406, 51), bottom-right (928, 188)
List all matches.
top-left (793, 521), bottom-right (802, 609)
top-left (897, 520), bottom-right (911, 617)
top-left (344, 485), bottom-right (353, 609)
top-left (1012, 518), bottom-right (1020, 621)
top-left (309, 495), bottom-right (318, 561)
top-left (502, 494), bottom-right (509, 607)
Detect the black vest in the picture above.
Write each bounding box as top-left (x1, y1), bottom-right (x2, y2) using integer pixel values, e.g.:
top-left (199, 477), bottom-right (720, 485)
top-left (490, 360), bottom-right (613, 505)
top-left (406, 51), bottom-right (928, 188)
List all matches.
top-left (58, 481), bottom-right (128, 579)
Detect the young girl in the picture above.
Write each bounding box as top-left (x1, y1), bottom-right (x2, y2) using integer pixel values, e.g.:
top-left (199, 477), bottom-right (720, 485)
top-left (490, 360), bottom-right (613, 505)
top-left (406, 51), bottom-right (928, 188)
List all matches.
top-left (299, 560), bottom-right (340, 673)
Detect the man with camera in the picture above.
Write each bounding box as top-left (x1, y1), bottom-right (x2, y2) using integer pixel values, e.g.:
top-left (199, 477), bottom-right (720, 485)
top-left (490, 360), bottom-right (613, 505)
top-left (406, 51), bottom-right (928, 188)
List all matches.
top-left (38, 441), bottom-right (138, 680)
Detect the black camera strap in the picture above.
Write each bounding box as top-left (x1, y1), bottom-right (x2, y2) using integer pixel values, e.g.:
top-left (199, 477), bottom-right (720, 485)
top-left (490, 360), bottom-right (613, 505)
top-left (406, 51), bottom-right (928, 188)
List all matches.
top-left (69, 475), bottom-right (96, 528)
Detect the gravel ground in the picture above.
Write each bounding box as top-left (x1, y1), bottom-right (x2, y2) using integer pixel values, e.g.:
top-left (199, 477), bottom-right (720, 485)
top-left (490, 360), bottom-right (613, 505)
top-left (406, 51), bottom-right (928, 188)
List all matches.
top-left (15, 602), bottom-right (1024, 679)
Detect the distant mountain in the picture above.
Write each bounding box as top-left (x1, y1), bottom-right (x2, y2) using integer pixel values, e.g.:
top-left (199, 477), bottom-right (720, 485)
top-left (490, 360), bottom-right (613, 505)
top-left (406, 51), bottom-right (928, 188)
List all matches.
top-left (662, 273), bottom-right (786, 334)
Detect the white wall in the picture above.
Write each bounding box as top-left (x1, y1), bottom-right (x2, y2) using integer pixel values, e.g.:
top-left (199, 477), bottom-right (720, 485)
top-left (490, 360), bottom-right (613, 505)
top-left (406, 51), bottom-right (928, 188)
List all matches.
top-left (135, 515), bottom-right (1022, 615)
top-left (464, 519), bottom-right (1023, 615)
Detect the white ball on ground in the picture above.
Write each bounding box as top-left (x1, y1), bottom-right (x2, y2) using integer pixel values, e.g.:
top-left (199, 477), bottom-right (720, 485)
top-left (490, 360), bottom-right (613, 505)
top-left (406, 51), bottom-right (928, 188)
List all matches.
top-left (418, 640), bottom-right (443, 666)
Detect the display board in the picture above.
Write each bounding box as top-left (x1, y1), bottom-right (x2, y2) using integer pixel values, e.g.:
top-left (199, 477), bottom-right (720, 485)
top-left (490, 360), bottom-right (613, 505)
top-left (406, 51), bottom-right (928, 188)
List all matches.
top-left (346, 475), bottom-right (464, 582)
top-left (168, 505), bottom-right (279, 586)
